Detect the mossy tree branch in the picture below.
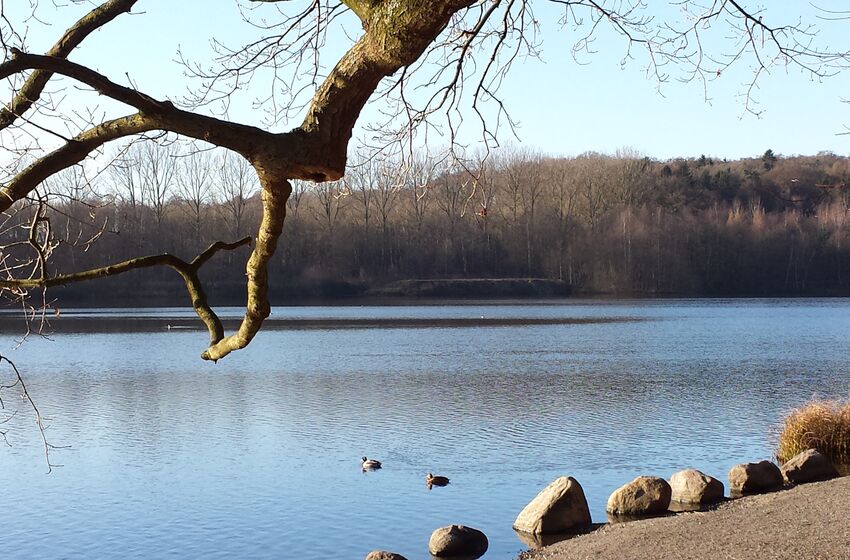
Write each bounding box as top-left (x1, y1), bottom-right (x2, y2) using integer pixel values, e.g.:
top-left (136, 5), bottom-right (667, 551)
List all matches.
top-left (201, 178), bottom-right (290, 362)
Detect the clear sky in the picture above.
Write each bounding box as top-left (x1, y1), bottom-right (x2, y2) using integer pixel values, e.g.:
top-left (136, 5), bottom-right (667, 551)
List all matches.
top-left (7, 0), bottom-right (850, 161)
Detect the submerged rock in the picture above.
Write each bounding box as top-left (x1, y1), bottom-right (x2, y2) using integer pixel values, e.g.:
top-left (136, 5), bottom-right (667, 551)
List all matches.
top-left (365, 552), bottom-right (408, 560)
top-left (428, 525), bottom-right (488, 558)
top-left (781, 449), bottom-right (839, 484)
top-left (513, 476), bottom-right (592, 535)
top-left (728, 460), bottom-right (783, 493)
top-left (606, 476), bottom-right (672, 515)
top-left (670, 469), bottom-right (725, 504)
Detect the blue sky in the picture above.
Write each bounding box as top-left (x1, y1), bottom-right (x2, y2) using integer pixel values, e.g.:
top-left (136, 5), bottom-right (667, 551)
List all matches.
top-left (10, 1), bottom-right (850, 160)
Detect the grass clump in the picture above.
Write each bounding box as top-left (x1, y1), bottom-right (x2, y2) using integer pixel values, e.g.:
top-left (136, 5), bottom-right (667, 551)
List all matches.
top-left (776, 399), bottom-right (850, 469)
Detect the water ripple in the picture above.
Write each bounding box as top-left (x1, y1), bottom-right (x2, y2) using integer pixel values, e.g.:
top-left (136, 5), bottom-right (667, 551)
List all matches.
top-left (2, 298), bottom-right (850, 559)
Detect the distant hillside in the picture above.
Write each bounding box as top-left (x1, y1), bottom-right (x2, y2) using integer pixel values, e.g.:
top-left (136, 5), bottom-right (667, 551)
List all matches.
top-left (12, 149), bottom-right (850, 307)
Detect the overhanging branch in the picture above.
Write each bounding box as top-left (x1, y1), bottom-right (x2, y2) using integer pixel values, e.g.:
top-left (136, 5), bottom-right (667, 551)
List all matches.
top-left (0, 236), bottom-right (252, 346)
top-left (201, 178), bottom-right (290, 361)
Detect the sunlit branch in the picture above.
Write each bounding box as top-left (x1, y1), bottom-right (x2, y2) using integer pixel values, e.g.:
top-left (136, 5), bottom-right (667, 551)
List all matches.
top-left (0, 236), bottom-right (253, 346)
top-left (0, 0), bottom-right (139, 130)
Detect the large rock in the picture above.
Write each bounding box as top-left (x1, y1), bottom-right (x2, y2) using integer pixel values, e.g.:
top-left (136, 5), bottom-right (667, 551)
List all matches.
top-left (669, 469), bottom-right (725, 504)
top-left (365, 552), bottom-right (408, 560)
top-left (781, 449), bottom-right (839, 484)
top-left (512, 476), bottom-right (592, 534)
top-left (728, 460), bottom-right (784, 493)
top-left (428, 525), bottom-right (488, 558)
top-left (606, 476), bottom-right (671, 515)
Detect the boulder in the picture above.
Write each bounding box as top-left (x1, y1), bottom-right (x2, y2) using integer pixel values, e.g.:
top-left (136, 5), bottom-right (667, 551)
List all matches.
top-left (428, 525), bottom-right (488, 558)
top-left (365, 552), bottom-right (408, 560)
top-left (606, 476), bottom-right (671, 515)
top-left (728, 460), bottom-right (783, 493)
top-left (512, 476), bottom-right (592, 534)
top-left (669, 469), bottom-right (725, 504)
top-left (781, 449), bottom-right (839, 484)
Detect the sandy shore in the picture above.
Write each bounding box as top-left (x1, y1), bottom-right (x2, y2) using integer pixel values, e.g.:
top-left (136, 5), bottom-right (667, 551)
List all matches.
top-left (520, 476), bottom-right (850, 560)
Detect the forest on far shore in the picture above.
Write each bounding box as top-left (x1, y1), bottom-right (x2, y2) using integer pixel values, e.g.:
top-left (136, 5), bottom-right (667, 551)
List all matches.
top-left (7, 145), bottom-right (850, 306)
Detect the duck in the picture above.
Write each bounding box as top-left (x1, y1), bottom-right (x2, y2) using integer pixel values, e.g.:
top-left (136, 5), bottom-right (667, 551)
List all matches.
top-left (362, 456), bottom-right (382, 470)
top-left (426, 473), bottom-right (450, 487)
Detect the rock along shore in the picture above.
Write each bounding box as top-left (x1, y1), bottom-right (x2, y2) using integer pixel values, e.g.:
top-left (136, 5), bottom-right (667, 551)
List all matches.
top-left (520, 476), bottom-right (850, 560)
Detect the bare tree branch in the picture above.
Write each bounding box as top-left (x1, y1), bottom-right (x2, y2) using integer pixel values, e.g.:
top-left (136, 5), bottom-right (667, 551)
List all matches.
top-left (0, 236), bottom-right (252, 347)
top-left (0, 0), bottom-right (139, 130)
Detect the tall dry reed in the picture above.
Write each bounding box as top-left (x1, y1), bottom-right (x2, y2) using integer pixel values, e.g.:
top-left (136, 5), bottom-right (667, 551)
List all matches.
top-left (776, 399), bottom-right (850, 468)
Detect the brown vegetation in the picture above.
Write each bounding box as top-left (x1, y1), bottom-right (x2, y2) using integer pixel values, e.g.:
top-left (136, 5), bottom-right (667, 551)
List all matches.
top-left (777, 399), bottom-right (850, 469)
top-left (8, 148), bottom-right (850, 305)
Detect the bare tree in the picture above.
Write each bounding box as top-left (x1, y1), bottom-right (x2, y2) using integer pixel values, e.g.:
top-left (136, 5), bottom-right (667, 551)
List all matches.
top-left (403, 154), bottom-right (439, 234)
top-left (177, 148), bottom-right (214, 245)
top-left (216, 151), bottom-right (258, 240)
top-left (545, 158), bottom-right (580, 282)
top-left (500, 147), bottom-right (544, 274)
top-left (346, 151), bottom-right (377, 232)
top-left (311, 179), bottom-right (349, 243)
top-left (137, 141), bottom-right (178, 229)
top-left (0, 0), bottom-right (847, 363)
top-left (372, 159), bottom-right (402, 269)
top-left (434, 163), bottom-right (470, 274)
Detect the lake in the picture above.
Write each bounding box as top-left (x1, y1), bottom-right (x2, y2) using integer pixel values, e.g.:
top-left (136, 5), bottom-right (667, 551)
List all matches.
top-left (1, 298), bottom-right (849, 559)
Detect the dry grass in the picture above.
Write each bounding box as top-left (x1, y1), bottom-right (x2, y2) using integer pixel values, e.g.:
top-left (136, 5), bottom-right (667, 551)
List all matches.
top-left (776, 399), bottom-right (850, 469)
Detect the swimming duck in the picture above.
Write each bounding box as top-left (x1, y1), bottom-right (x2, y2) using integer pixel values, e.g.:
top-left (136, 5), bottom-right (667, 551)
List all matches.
top-left (362, 456), bottom-right (382, 470)
top-left (426, 473), bottom-right (450, 487)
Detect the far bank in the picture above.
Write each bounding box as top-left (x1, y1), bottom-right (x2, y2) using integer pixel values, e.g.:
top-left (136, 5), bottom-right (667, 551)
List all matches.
top-left (30, 275), bottom-right (850, 309)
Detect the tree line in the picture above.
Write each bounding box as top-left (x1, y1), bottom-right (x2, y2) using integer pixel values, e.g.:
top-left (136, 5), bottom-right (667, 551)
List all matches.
top-left (9, 144), bottom-right (850, 305)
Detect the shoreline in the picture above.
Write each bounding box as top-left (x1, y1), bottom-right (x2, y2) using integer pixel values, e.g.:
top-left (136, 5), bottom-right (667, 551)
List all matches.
top-left (519, 476), bottom-right (850, 560)
top-left (8, 292), bottom-right (850, 311)
top-left (30, 275), bottom-right (850, 308)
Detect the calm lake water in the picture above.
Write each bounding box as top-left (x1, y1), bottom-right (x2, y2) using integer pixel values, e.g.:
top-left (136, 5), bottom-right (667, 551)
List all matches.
top-left (2, 298), bottom-right (850, 559)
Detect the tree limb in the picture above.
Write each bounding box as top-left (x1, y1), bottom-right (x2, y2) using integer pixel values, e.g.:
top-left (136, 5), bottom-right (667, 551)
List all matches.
top-left (0, 236), bottom-right (252, 346)
top-left (202, 178), bottom-right (290, 361)
top-left (1, 113), bottom-right (157, 212)
top-left (0, 0), bottom-right (139, 130)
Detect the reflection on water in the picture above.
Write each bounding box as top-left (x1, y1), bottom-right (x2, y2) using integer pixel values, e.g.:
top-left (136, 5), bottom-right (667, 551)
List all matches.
top-left (1, 299), bottom-right (850, 559)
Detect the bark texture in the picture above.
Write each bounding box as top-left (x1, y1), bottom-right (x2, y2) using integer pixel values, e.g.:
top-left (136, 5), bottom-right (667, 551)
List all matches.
top-left (1, 0), bottom-right (476, 359)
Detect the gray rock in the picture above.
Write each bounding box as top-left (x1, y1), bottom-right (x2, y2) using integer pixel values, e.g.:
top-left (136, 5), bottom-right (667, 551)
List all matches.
top-left (781, 449), bottom-right (839, 484)
top-left (728, 460), bottom-right (784, 493)
top-left (365, 552), bottom-right (408, 560)
top-left (669, 469), bottom-right (725, 504)
top-left (512, 476), bottom-right (592, 534)
top-left (428, 525), bottom-right (488, 558)
top-left (606, 476), bottom-right (672, 515)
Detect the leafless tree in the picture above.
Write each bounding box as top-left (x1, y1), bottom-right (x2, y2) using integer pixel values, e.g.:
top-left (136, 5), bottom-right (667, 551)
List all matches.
top-left (177, 148), bottom-right (214, 244)
top-left (311, 179), bottom-right (349, 241)
top-left (216, 151), bottom-right (259, 239)
top-left (402, 154), bottom-right (439, 234)
top-left (0, 0), bottom-right (846, 364)
top-left (545, 158), bottom-right (580, 281)
top-left (346, 151), bottom-right (377, 232)
top-left (137, 141), bottom-right (178, 229)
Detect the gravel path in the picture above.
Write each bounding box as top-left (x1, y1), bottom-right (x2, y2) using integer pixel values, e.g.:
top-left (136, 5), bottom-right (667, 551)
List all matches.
top-left (520, 476), bottom-right (850, 560)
